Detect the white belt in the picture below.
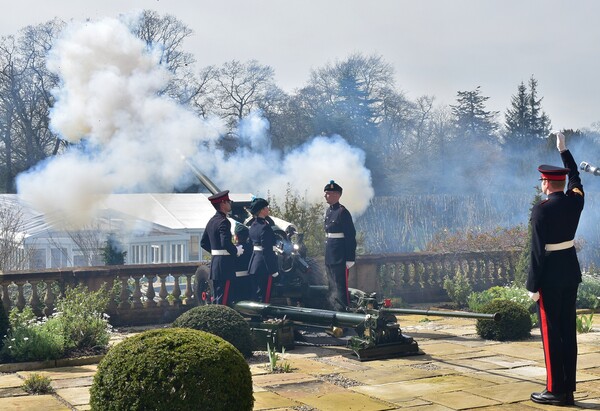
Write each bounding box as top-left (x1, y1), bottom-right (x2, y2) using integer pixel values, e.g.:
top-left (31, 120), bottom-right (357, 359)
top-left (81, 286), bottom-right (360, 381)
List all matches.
top-left (211, 249), bottom-right (230, 256)
top-left (545, 240), bottom-right (574, 251)
top-left (235, 270), bottom-right (249, 277)
top-left (253, 246), bottom-right (278, 251)
top-left (327, 233), bottom-right (345, 239)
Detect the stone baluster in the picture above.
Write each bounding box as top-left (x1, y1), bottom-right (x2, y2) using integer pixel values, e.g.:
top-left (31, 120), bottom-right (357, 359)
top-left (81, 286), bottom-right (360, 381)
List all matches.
top-left (43, 281), bottom-right (55, 317)
top-left (29, 281), bottom-right (43, 317)
top-left (183, 274), bottom-right (193, 305)
top-left (15, 281), bottom-right (26, 311)
top-left (145, 275), bottom-right (157, 308)
top-left (131, 276), bottom-right (143, 309)
top-left (171, 274), bottom-right (181, 306)
top-left (158, 275), bottom-right (169, 307)
top-left (118, 277), bottom-right (130, 310)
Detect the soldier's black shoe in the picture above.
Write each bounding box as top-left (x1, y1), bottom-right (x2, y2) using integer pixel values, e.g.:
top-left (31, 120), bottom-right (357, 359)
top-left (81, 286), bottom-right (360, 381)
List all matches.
top-left (565, 391), bottom-right (575, 406)
top-left (530, 390), bottom-right (566, 406)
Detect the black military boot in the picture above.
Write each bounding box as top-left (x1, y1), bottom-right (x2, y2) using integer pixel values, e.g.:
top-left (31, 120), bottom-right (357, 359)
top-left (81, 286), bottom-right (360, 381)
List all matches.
top-left (531, 389), bottom-right (566, 406)
top-left (565, 391), bottom-right (575, 406)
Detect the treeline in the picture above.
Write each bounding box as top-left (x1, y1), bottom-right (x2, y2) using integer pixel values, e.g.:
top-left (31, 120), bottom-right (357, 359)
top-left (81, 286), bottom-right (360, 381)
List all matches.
top-left (2, 10), bottom-right (600, 197)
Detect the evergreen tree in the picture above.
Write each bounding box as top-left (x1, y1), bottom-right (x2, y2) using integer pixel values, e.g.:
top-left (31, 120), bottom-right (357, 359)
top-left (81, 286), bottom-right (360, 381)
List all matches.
top-left (504, 76), bottom-right (551, 145)
top-left (450, 86), bottom-right (499, 142)
top-left (101, 234), bottom-right (127, 266)
top-left (504, 82), bottom-right (530, 144)
top-left (527, 76), bottom-right (551, 139)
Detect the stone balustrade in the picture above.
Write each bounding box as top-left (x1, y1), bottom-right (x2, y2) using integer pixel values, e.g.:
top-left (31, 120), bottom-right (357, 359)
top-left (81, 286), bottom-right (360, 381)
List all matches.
top-left (0, 250), bottom-right (520, 325)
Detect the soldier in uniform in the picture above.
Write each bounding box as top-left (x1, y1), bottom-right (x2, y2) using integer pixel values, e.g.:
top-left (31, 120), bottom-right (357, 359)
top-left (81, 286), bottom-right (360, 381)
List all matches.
top-left (323, 180), bottom-right (357, 311)
top-left (528, 131), bottom-right (584, 407)
top-left (200, 190), bottom-right (241, 305)
top-left (247, 198), bottom-right (279, 303)
top-left (232, 223), bottom-right (253, 303)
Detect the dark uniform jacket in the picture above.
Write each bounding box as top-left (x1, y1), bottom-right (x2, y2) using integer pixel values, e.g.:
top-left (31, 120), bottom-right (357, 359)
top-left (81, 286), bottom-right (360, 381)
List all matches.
top-left (324, 202), bottom-right (357, 265)
top-left (235, 239), bottom-right (252, 276)
top-left (248, 217), bottom-right (279, 276)
top-left (200, 211), bottom-right (238, 281)
top-left (526, 150), bottom-right (584, 292)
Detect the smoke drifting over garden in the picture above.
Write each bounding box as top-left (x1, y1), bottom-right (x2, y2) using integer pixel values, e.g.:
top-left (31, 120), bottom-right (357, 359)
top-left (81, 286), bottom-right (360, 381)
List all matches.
top-left (16, 17), bottom-right (373, 227)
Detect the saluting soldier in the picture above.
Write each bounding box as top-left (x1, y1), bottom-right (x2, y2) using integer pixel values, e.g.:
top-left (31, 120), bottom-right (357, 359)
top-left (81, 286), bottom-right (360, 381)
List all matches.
top-left (323, 180), bottom-right (357, 311)
top-left (247, 197), bottom-right (279, 303)
top-left (200, 190), bottom-right (240, 305)
top-left (528, 131), bottom-right (584, 407)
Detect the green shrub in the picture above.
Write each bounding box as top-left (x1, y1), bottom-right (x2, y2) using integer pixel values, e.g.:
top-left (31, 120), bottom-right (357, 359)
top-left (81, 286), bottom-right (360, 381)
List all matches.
top-left (476, 299), bottom-right (532, 341)
top-left (89, 328), bottom-right (253, 411)
top-left (171, 304), bottom-right (253, 357)
top-left (0, 307), bottom-right (65, 362)
top-left (443, 270), bottom-right (472, 308)
top-left (49, 284), bottom-right (111, 352)
top-left (577, 275), bottom-right (600, 309)
top-left (22, 373), bottom-right (53, 394)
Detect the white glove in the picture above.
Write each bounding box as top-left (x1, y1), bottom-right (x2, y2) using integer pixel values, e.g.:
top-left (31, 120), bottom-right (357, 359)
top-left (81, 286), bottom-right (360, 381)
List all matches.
top-left (236, 245), bottom-right (243, 257)
top-left (528, 291), bottom-right (540, 302)
top-left (271, 272), bottom-right (279, 278)
top-left (346, 261), bottom-right (355, 269)
top-left (554, 130), bottom-right (567, 152)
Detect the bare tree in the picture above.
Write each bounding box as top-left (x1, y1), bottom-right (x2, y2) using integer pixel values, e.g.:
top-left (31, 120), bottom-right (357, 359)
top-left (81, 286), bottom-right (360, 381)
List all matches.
top-left (0, 19), bottom-right (66, 193)
top-left (206, 59), bottom-right (283, 130)
top-left (0, 200), bottom-right (31, 271)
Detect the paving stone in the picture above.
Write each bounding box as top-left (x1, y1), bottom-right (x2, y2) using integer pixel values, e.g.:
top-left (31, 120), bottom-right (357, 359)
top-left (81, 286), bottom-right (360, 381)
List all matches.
top-left (314, 354), bottom-right (372, 371)
top-left (0, 373), bottom-right (24, 388)
top-left (421, 390), bottom-right (500, 410)
top-left (351, 375), bottom-right (493, 403)
top-left (253, 391), bottom-right (301, 410)
top-left (268, 380), bottom-right (345, 401)
top-left (415, 342), bottom-right (479, 356)
top-left (493, 365), bottom-right (547, 380)
top-left (428, 358), bottom-right (510, 374)
top-left (482, 342), bottom-right (545, 361)
top-left (445, 335), bottom-right (502, 348)
top-left (473, 354), bottom-right (536, 368)
top-left (18, 364), bottom-right (98, 380)
top-left (474, 404), bottom-right (539, 410)
top-left (54, 386), bottom-right (90, 407)
top-left (0, 394), bottom-right (70, 410)
top-left (342, 365), bottom-right (455, 385)
top-left (465, 380), bottom-right (542, 403)
top-left (388, 403), bottom-right (453, 410)
top-left (0, 387), bottom-right (28, 398)
top-left (283, 357), bottom-right (348, 375)
top-left (50, 376), bottom-right (94, 389)
top-left (252, 372), bottom-right (318, 387)
top-left (465, 370), bottom-right (525, 385)
top-left (300, 390), bottom-right (398, 411)
top-left (578, 352), bottom-right (600, 369)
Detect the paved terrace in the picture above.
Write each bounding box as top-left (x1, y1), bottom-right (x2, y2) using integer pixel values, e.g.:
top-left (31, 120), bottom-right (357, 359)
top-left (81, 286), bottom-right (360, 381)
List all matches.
top-left (0, 315), bottom-right (599, 410)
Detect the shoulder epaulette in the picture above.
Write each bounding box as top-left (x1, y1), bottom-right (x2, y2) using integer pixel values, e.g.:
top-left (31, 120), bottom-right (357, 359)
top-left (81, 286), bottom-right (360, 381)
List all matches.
top-left (571, 188), bottom-right (584, 197)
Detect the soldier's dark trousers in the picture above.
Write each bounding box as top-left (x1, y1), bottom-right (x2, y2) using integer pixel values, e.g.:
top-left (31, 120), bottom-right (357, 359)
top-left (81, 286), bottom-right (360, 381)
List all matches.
top-left (210, 279), bottom-right (231, 305)
top-left (251, 273), bottom-right (272, 303)
top-left (538, 284), bottom-right (579, 394)
top-left (326, 263), bottom-right (349, 311)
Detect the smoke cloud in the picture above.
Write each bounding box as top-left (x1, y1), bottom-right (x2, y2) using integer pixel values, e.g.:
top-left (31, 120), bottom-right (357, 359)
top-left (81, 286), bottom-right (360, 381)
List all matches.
top-left (16, 16), bottom-right (373, 227)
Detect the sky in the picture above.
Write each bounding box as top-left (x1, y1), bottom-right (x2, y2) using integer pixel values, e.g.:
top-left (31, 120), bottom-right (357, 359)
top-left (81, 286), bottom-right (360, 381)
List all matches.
top-left (1, 0), bottom-right (600, 131)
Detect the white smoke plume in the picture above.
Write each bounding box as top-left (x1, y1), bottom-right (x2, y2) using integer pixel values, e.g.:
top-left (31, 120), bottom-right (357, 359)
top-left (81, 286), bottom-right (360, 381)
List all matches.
top-left (16, 16), bottom-right (373, 227)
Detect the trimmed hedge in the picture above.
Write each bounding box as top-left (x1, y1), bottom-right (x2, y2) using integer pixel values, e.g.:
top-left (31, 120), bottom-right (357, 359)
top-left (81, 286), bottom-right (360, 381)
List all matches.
top-left (89, 328), bottom-right (253, 411)
top-left (172, 304), bottom-right (253, 357)
top-left (476, 299), bottom-right (532, 341)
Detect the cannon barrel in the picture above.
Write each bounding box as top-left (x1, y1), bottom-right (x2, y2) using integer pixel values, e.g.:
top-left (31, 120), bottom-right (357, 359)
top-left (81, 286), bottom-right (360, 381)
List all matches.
top-left (380, 307), bottom-right (499, 321)
top-left (233, 300), bottom-right (373, 328)
top-left (183, 157), bottom-right (221, 195)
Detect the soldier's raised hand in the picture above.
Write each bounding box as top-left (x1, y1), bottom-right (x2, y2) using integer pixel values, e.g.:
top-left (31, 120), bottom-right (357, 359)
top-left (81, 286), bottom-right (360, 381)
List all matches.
top-left (554, 130), bottom-right (567, 152)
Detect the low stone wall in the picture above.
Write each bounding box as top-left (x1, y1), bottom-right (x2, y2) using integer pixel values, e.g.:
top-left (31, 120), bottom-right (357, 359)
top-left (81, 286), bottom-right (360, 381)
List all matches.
top-left (0, 250), bottom-right (520, 325)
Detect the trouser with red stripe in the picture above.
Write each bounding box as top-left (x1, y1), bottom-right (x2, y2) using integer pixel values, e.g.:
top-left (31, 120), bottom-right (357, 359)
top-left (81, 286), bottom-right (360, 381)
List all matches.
top-left (252, 273), bottom-right (273, 303)
top-left (210, 279), bottom-right (231, 305)
top-left (537, 285), bottom-right (579, 394)
top-left (326, 263), bottom-right (349, 311)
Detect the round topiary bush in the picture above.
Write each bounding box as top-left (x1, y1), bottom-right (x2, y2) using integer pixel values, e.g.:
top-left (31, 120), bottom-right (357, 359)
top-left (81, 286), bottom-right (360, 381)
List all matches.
top-left (89, 328), bottom-right (253, 411)
top-left (172, 304), bottom-right (253, 357)
top-left (476, 299), bottom-right (532, 341)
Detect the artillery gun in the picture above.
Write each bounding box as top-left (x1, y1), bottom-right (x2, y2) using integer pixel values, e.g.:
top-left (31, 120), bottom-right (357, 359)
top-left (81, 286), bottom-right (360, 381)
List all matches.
top-left (188, 161), bottom-right (499, 360)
